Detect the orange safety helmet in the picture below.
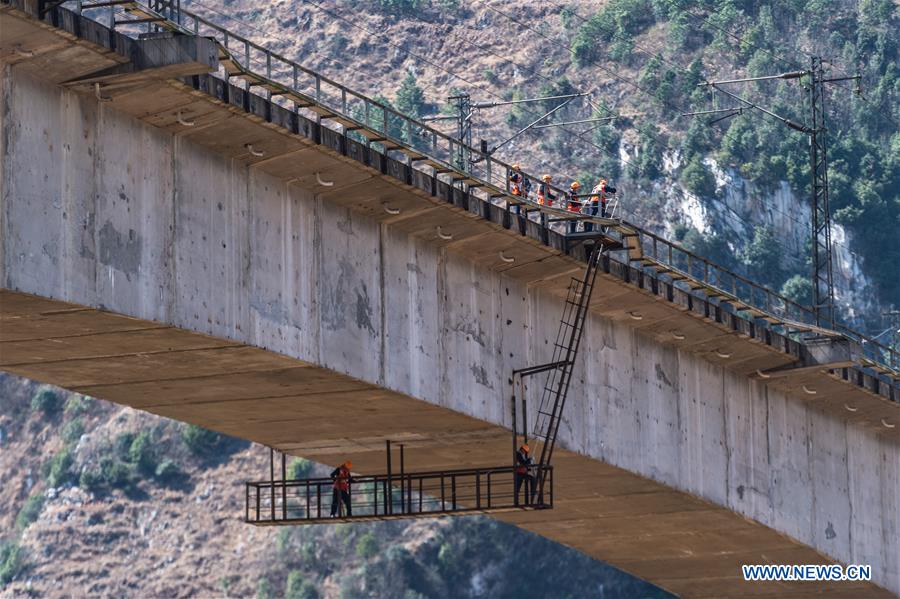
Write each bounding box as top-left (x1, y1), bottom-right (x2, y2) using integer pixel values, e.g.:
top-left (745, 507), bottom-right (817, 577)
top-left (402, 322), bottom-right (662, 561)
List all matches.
top-left (521, 444), bottom-right (530, 453)
top-left (343, 460), bottom-right (353, 470)
top-left (512, 163), bottom-right (521, 170)
top-left (571, 181), bottom-right (581, 190)
top-left (542, 174), bottom-right (552, 181)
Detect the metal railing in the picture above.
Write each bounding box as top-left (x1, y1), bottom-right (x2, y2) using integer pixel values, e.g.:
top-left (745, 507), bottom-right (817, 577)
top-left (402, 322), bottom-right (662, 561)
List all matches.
top-left (245, 465), bottom-right (553, 524)
top-left (35, 0), bottom-right (898, 374)
top-left (628, 226), bottom-right (898, 368)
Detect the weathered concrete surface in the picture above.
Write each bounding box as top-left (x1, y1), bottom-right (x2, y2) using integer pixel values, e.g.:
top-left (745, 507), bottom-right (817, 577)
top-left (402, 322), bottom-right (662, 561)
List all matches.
top-left (1, 63), bottom-right (898, 597)
top-left (1, 290), bottom-right (894, 599)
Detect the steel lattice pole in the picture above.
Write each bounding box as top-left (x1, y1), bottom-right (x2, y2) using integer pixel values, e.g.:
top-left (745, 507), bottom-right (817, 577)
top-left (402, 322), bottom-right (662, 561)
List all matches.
top-left (809, 57), bottom-right (836, 328)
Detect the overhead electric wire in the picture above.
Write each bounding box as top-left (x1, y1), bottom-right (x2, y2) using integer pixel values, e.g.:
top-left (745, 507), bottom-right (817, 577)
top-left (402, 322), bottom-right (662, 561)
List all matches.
top-left (484, 0), bottom-right (877, 267)
top-left (662, 0), bottom-right (900, 129)
top-left (191, 0), bottom-right (871, 274)
top-left (295, 0), bottom-right (661, 221)
top-left (187, 0), bottom-right (644, 223)
top-left (298, 0), bottom-right (867, 271)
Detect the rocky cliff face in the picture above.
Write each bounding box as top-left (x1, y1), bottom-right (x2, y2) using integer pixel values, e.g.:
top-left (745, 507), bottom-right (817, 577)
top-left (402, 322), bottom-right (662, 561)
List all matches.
top-left (175, 0), bottom-right (891, 330)
top-left (660, 160), bottom-right (876, 319)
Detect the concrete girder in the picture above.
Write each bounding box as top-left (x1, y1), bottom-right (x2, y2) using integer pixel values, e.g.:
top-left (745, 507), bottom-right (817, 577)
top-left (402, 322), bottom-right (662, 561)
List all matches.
top-left (1, 291), bottom-right (894, 599)
top-left (2, 5), bottom-right (899, 595)
top-left (2, 6), bottom-right (895, 420)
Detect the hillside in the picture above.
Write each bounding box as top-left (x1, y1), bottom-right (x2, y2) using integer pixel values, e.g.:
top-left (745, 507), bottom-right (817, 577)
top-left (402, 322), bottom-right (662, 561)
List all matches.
top-left (182, 0), bottom-right (899, 334)
top-left (0, 373), bottom-right (671, 598)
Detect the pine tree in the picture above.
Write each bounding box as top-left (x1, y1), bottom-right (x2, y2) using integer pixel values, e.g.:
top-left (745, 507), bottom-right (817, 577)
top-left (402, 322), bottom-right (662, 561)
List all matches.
top-left (395, 72), bottom-right (426, 118)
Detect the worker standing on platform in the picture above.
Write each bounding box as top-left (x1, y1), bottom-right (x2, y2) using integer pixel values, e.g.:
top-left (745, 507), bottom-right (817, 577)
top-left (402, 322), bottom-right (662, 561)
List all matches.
top-left (509, 164), bottom-right (524, 197)
top-left (567, 181), bottom-right (582, 234)
top-left (508, 164), bottom-right (529, 216)
top-left (515, 444), bottom-right (535, 505)
top-left (537, 175), bottom-right (556, 228)
top-left (330, 460), bottom-right (353, 518)
top-left (585, 178), bottom-right (617, 231)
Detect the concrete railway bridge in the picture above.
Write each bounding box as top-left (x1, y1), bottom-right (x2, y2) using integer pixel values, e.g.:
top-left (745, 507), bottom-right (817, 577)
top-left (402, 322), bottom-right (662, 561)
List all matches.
top-left (1, 1), bottom-right (898, 596)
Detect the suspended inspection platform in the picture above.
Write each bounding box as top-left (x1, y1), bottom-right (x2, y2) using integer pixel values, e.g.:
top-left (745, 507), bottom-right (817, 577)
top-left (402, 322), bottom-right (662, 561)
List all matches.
top-left (245, 441), bottom-right (553, 525)
top-left (245, 239), bottom-right (608, 526)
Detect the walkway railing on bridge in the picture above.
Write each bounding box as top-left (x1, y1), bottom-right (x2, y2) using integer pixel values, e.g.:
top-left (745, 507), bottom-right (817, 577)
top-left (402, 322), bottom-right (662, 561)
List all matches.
top-left (245, 465), bottom-right (552, 525)
top-left (31, 0), bottom-right (898, 375)
top-left (630, 228), bottom-right (898, 370)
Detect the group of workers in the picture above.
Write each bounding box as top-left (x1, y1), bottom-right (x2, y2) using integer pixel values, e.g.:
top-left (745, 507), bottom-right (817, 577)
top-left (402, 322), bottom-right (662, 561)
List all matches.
top-left (508, 164), bottom-right (617, 234)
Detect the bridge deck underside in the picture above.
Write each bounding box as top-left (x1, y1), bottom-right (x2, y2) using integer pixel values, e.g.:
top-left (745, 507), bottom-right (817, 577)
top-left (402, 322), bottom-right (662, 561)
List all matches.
top-left (0, 289), bottom-right (891, 599)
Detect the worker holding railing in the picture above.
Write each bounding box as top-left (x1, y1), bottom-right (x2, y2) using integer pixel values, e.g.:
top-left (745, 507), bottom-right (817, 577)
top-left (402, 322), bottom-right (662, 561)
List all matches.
top-left (584, 178), bottom-right (617, 232)
top-left (537, 175), bottom-right (556, 228)
top-left (508, 164), bottom-right (524, 215)
top-left (567, 181), bottom-right (582, 234)
top-left (515, 444), bottom-right (536, 505)
top-left (330, 460), bottom-right (353, 518)
top-left (508, 164), bottom-right (533, 216)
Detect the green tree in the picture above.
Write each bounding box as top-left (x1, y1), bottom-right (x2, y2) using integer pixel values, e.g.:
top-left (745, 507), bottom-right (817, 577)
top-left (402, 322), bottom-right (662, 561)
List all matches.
top-left (64, 395), bottom-right (93, 416)
top-left (626, 123), bottom-right (664, 181)
top-left (682, 228), bottom-right (738, 270)
top-left (61, 417), bottom-right (85, 444)
top-left (0, 541), bottom-right (25, 585)
top-left (288, 458), bottom-right (313, 480)
top-left (79, 468), bottom-right (103, 493)
top-left (356, 532), bottom-right (378, 558)
top-left (372, 0), bottom-right (424, 15)
top-left (285, 571), bottom-right (318, 599)
top-left (742, 226), bottom-right (785, 286)
top-left (681, 119), bottom-right (713, 161)
top-left (31, 387), bottom-right (63, 416)
top-left (668, 11), bottom-right (692, 49)
top-left (181, 424), bottom-right (222, 457)
top-left (99, 457), bottom-right (135, 490)
top-left (15, 493), bottom-right (44, 530)
top-left (128, 431), bottom-right (157, 476)
top-left (679, 156), bottom-right (717, 198)
top-left (639, 54), bottom-right (662, 90)
top-left (681, 58), bottom-right (705, 96)
top-left (781, 274), bottom-right (813, 306)
top-left (43, 448), bottom-right (74, 488)
top-left (114, 431), bottom-right (136, 461)
top-left (154, 459), bottom-right (185, 486)
top-left (395, 72), bottom-right (426, 118)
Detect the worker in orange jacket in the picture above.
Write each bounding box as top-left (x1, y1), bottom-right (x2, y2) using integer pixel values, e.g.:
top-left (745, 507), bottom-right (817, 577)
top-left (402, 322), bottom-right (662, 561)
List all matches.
top-left (585, 179), bottom-right (617, 231)
top-left (330, 460), bottom-right (353, 517)
top-left (567, 181), bottom-right (582, 234)
top-left (537, 175), bottom-right (555, 228)
top-left (509, 164), bottom-right (524, 196)
top-left (508, 164), bottom-right (531, 215)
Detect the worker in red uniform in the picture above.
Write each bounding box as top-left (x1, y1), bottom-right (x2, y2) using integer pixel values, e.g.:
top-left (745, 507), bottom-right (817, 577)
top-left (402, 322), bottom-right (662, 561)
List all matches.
top-left (330, 460), bottom-right (353, 517)
top-left (537, 175), bottom-right (555, 228)
top-left (514, 444), bottom-right (535, 505)
top-left (567, 181), bottom-right (582, 234)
